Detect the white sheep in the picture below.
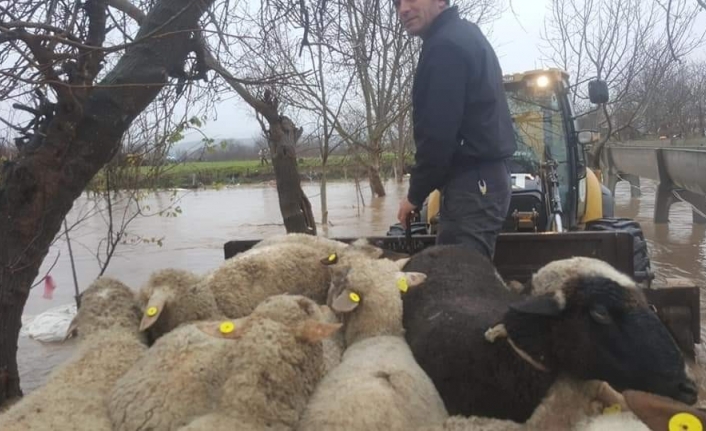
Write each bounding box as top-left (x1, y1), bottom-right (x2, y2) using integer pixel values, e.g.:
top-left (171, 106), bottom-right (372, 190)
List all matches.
top-left (0, 277), bottom-right (147, 431)
top-left (425, 387), bottom-right (706, 431)
top-left (417, 377), bottom-right (628, 430)
top-left (203, 240), bottom-right (383, 320)
top-left (137, 267), bottom-right (221, 341)
top-left (296, 257), bottom-right (449, 431)
top-left (252, 233), bottom-right (410, 262)
top-left (108, 318), bottom-right (247, 431)
top-left (575, 389), bottom-right (706, 431)
top-left (177, 304), bottom-right (341, 430)
top-left (108, 294), bottom-right (340, 431)
top-left (243, 293), bottom-right (344, 374)
top-left (253, 232), bottom-right (350, 253)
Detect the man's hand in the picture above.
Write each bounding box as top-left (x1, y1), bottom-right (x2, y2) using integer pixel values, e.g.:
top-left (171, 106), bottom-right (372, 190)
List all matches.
top-left (397, 197), bottom-right (417, 228)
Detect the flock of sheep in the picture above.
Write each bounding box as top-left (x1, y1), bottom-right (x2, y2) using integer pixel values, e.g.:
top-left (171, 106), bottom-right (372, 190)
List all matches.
top-left (1, 232), bottom-right (704, 430)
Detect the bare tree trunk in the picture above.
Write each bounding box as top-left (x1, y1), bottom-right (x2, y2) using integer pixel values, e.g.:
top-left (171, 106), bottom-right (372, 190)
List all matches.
top-left (394, 115), bottom-right (408, 184)
top-left (201, 52), bottom-right (317, 235)
top-left (368, 158), bottom-right (386, 197)
top-left (0, 0), bottom-right (214, 406)
top-left (320, 168), bottom-right (328, 225)
top-left (268, 115), bottom-right (317, 234)
top-left (0, 267), bottom-right (32, 406)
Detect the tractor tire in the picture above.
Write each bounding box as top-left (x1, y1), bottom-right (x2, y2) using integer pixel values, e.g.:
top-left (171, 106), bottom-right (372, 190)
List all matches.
top-left (585, 217), bottom-right (654, 284)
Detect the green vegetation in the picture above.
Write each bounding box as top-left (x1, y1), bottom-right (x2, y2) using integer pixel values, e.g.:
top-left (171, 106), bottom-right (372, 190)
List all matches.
top-left (88, 152), bottom-right (414, 191)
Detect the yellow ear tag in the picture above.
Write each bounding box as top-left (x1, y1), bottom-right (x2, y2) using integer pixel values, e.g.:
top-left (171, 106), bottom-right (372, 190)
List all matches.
top-left (219, 321), bottom-right (235, 335)
top-left (328, 254), bottom-right (337, 262)
top-left (348, 292), bottom-right (360, 303)
top-left (397, 277), bottom-right (408, 293)
top-left (602, 404), bottom-right (622, 415)
top-left (146, 306), bottom-right (158, 317)
top-left (669, 412), bottom-right (703, 431)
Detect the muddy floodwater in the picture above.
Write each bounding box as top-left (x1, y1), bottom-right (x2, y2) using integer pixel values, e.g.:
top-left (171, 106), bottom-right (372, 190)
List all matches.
top-left (17, 177), bottom-right (706, 394)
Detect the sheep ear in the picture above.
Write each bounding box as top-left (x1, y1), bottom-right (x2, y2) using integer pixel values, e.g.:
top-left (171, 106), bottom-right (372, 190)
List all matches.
top-left (294, 320), bottom-right (342, 344)
top-left (139, 290), bottom-right (170, 331)
top-left (508, 294), bottom-right (562, 316)
top-left (395, 271), bottom-right (427, 293)
top-left (64, 316), bottom-right (79, 341)
top-left (196, 320), bottom-right (246, 340)
top-left (623, 390), bottom-right (706, 431)
top-left (320, 253), bottom-right (339, 265)
top-left (331, 289), bottom-right (360, 313)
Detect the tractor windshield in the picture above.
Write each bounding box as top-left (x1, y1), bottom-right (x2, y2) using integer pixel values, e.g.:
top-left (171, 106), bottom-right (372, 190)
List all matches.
top-left (503, 75), bottom-right (572, 211)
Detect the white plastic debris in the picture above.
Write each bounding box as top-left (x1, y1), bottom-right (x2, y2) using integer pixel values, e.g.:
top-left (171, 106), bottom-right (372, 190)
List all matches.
top-left (21, 303), bottom-right (77, 343)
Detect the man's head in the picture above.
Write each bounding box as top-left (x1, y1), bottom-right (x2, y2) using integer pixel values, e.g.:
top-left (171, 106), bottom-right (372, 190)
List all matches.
top-left (393, 0), bottom-right (449, 36)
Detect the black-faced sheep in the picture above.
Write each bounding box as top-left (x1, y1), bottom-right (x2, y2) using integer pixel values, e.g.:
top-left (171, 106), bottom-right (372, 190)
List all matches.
top-left (400, 245), bottom-right (698, 423)
top-left (0, 277), bottom-right (147, 431)
top-left (137, 268), bottom-right (221, 342)
top-left (297, 257), bottom-right (449, 431)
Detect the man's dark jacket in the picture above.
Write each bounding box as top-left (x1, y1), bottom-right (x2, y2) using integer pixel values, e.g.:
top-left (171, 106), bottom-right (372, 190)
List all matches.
top-left (407, 6), bottom-right (517, 207)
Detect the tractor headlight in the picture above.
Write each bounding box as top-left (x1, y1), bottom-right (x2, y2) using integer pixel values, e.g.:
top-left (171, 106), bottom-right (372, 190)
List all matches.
top-left (536, 75), bottom-right (550, 88)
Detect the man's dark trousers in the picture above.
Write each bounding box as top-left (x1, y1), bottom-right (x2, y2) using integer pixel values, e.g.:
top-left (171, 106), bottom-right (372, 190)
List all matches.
top-left (435, 159), bottom-right (512, 260)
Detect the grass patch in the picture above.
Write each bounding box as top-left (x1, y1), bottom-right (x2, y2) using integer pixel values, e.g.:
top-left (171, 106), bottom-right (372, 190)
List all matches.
top-left (90, 152), bottom-right (414, 191)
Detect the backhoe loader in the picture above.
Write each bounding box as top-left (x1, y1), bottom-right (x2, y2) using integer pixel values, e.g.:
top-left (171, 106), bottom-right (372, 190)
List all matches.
top-left (224, 68), bottom-right (700, 358)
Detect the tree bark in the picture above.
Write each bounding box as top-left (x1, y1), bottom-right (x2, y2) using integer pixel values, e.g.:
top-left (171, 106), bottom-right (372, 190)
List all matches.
top-left (368, 154), bottom-right (386, 197)
top-left (268, 116), bottom-right (317, 235)
top-left (0, 0), bottom-right (214, 407)
top-left (320, 168), bottom-right (328, 225)
top-left (201, 61), bottom-right (317, 236)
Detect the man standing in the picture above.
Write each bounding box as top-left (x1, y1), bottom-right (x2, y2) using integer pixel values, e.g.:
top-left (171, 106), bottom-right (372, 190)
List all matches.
top-left (395, 0), bottom-right (516, 259)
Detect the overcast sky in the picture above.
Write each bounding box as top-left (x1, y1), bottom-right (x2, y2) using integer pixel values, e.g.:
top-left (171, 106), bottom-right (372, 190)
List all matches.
top-left (193, 0), bottom-right (552, 141)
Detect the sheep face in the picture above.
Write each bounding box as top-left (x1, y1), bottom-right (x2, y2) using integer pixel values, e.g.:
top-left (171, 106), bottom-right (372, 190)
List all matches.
top-left (325, 258), bottom-right (426, 345)
top-left (138, 269), bottom-right (213, 338)
top-left (623, 389), bottom-right (706, 431)
top-left (65, 277), bottom-right (142, 339)
top-left (503, 274), bottom-right (698, 406)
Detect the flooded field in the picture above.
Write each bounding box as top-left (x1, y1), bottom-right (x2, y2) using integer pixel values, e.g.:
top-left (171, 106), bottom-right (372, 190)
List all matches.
top-left (16, 177), bottom-right (706, 393)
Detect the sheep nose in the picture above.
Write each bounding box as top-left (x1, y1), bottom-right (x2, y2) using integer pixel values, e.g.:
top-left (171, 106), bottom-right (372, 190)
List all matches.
top-left (676, 380), bottom-right (699, 405)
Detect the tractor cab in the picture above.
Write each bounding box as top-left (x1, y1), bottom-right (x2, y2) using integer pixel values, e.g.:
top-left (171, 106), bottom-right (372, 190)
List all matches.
top-left (410, 68), bottom-right (610, 236)
top-left (502, 68), bottom-right (588, 233)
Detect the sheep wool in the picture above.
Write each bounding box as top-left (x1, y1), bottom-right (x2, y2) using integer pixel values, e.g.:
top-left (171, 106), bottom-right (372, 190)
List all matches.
top-left (297, 258), bottom-right (448, 431)
top-left (253, 232), bottom-right (350, 254)
top-left (247, 294), bottom-right (344, 374)
top-left (417, 377), bottom-right (623, 431)
top-left (107, 320), bottom-right (244, 431)
top-left (252, 233), bottom-right (409, 262)
top-left (400, 245), bottom-right (696, 422)
top-left (138, 268), bottom-right (222, 341)
top-left (110, 294), bottom-right (340, 431)
top-left (0, 277), bottom-right (147, 431)
top-left (203, 242), bottom-right (346, 318)
top-left (176, 299), bottom-right (341, 430)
